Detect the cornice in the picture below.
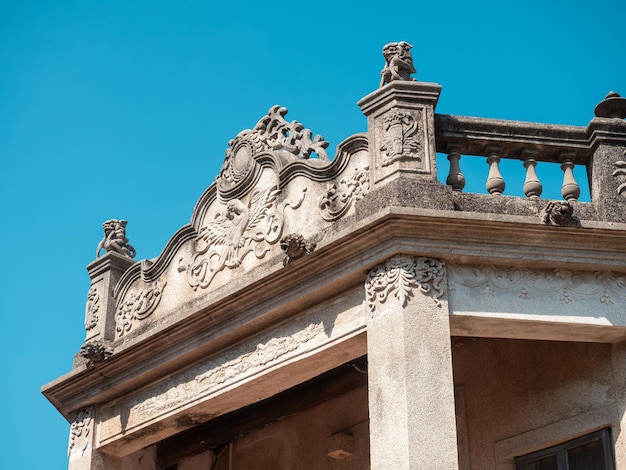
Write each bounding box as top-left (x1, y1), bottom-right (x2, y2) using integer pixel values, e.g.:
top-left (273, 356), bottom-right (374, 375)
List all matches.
top-left (42, 205), bottom-right (626, 419)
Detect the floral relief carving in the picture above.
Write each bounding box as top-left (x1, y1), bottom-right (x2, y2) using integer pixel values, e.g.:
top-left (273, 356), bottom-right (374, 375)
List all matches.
top-left (614, 158), bottom-right (626, 197)
top-left (320, 166), bottom-right (370, 221)
top-left (365, 255), bottom-right (445, 313)
top-left (183, 185), bottom-right (306, 290)
top-left (379, 110), bottom-right (420, 166)
top-left (450, 265), bottom-right (626, 305)
top-left (84, 286), bottom-right (99, 331)
top-left (132, 322), bottom-right (323, 416)
top-left (68, 407), bottom-right (93, 456)
top-left (115, 280), bottom-right (167, 337)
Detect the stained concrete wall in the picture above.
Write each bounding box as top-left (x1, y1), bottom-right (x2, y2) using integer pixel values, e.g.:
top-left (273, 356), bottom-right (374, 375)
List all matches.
top-left (452, 338), bottom-right (623, 469)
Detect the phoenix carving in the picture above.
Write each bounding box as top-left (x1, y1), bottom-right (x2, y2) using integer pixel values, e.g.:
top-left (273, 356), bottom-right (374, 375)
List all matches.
top-left (187, 185), bottom-right (302, 290)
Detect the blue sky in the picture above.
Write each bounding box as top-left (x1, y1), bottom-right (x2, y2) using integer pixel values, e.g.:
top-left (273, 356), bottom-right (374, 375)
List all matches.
top-left (1, 1), bottom-right (624, 468)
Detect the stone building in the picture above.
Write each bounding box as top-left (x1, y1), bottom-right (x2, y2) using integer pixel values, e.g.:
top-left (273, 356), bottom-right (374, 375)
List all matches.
top-left (43, 42), bottom-right (626, 469)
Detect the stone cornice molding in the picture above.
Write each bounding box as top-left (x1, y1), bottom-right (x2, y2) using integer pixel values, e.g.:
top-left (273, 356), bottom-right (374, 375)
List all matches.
top-left (365, 255), bottom-right (445, 313)
top-left (42, 206), bottom-right (626, 420)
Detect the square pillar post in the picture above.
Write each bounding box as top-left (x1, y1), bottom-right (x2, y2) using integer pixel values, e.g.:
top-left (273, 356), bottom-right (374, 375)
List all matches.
top-left (612, 341), bottom-right (626, 469)
top-left (365, 255), bottom-right (458, 469)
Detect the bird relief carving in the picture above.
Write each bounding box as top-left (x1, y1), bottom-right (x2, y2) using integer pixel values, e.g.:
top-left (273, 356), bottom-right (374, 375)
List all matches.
top-left (184, 185), bottom-right (306, 290)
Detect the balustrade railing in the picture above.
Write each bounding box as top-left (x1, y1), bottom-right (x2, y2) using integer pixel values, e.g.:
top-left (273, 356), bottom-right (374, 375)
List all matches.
top-left (435, 114), bottom-right (590, 201)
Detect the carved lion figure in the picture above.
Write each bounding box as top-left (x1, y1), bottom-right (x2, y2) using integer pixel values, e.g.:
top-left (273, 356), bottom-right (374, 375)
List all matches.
top-left (96, 219), bottom-right (136, 258)
top-left (380, 41), bottom-right (416, 87)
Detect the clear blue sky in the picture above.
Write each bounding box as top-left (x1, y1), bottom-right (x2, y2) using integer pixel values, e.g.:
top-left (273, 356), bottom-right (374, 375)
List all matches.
top-left (1, 1), bottom-right (624, 468)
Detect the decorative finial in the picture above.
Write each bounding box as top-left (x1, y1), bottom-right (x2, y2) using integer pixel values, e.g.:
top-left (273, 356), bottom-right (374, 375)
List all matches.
top-left (380, 41), bottom-right (416, 87)
top-left (95, 219), bottom-right (136, 258)
top-left (594, 91), bottom-right (626, 118)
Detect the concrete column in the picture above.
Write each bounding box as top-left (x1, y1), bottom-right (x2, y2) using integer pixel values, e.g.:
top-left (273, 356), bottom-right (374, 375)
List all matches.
top-left (365, 255), bottom-right (458, 469)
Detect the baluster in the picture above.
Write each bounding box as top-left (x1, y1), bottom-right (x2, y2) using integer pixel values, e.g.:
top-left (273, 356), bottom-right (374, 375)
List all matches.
top-left (485, 146), bottom-right (505, 195)
top-left (522, 150), bottom-right (542, 199)
top-left (446, 145), bottom-right (465, 191)
top-left (559, 152), bottom-right (580, 201)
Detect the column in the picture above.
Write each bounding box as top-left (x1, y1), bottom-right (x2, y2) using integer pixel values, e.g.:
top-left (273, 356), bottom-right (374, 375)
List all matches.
top-left (365, 255), bottom-right (459, 469)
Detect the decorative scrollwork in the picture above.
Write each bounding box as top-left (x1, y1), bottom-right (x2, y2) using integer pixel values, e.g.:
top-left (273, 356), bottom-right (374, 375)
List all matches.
top-left (379, 110), bottom-right (420, 166)
top-left (614, 159), bottom-right (626, 197)
top-left (115, 280), bottom-right (167, 337)
top-left (365, 255), bottom-right (445, 313)
top-left (320, 166), bottom-right (370, 221)
top-left (218, 106), bottom-right (329, 194)
top-left (84, 286), bottom-right (99, 331)
top-left (184, 186), bottom-right (306, 290)
top-left (68, 407), bottom-right (93, 455)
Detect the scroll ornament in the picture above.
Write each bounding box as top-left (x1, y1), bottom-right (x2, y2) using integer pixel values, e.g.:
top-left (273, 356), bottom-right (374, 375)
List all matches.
top-left (218, 105), bottom-right (329, 194)
top-left (68, 407), bottom-right (93, 455)
top-left (84, 286), bottom-right (99, 331)
top-left (366, 255), bottom-right (445, 313)
top-left (320, 166), bottom-right (370, 221)
top-left (184, 185), bottom-right (306, 290)
top-left (614, 157), bottom-right (626, 197)
top-left (115, 280), bottom-right (167, 337)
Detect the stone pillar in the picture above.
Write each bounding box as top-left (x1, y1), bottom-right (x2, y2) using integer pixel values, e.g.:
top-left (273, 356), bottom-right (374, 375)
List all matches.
top-left (358, 81), bottom-right (442, 187)
top-left (587, 116), bottom-right (626, 223)
top-left (365, 255), bottom-right (458, 469)
top-left (612, 341), bottom-right (626, 469)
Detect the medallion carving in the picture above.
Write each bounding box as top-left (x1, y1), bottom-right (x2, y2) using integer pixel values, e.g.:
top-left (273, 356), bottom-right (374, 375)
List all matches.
top-left (84, 286), bottom-right (99, 331)
top-left (379, 110), bottom-right (420, 166)
top-left (79, 341), bottom-right (113, 366)
top-left (218, 105), bottom-right (329, 195)
top-left (614, 158), bottom-right (626, 197)
top-left (280, 233), bottom-right (316, 265)
top-left (541, 200), bottom-right (576, 226)
top-left (115, 280), bottom-right (167, 337)
top-left (365, 255), bottom-right (445, 313)
top-left (183, 185), bottom-right (306, 290)
top-left (68, 407), bottom-right (93, 455)
top-left (449, 265), bottom-right (626, 305)
top-left (320, 166), bottom-right (370, 221)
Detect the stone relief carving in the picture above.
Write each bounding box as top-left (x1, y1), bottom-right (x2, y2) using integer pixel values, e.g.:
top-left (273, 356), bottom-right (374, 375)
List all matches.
top-left (541, 200), bottom-right (575, 226)
top-left (68, 407), bottom-right (93, 455)
top-left (449, 265), bottom-right (626, 305)
top-left (365, 255), bottom-right (445, 313)
top-left (96, 219), bottom-right (136, 259)
top-left (132, 322), bottom-right (323, 416)
top-left (183, 185), bottom-right (306, 290)
top-left (218, 105), bottom-right (329, 194)
top-left (84, 286), bottom-right (100, 331)
top-left (79, 341), bottom-right (113, 366)
top-left (319, 166), bottom-right (370, 221)
top-left (380, 41), bottom-right (416, 87)
top-left (280, 233), bottom-right (316, 266)
top-left (379, 111), bottom-right (420, 166)
top-left (116, 280), bottom-right (167, 337)
top-left (614, 158), bottom-right (626, 197)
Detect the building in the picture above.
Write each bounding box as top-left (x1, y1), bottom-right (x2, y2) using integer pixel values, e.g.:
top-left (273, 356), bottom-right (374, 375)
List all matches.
top-left (43, 42), bottom-right (626, 469)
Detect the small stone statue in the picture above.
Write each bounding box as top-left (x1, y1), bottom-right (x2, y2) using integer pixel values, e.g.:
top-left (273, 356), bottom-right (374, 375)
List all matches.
top-left (541, 201), bottom-right (574, 226)
top-left (380, 41), bottom-right (416, 87)
top-left (280, 233), bottom-right (316, 266)
top-left (96, 219), bottom-right (136, 258)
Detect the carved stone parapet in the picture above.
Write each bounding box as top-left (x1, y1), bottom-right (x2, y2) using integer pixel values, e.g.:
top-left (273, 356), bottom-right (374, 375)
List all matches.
top-left (365, 255), bottom-right (445, 314)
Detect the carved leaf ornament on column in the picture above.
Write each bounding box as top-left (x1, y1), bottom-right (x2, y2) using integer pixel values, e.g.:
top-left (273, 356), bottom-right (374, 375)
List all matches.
top-left (379, 110), bottom-right (420, 166)
top-left (84, 286), bottom-right (100, 331)
top-left (366, 255), bottom-right (445, 313)
top-left (68, 407), bottom-right (93, 455)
